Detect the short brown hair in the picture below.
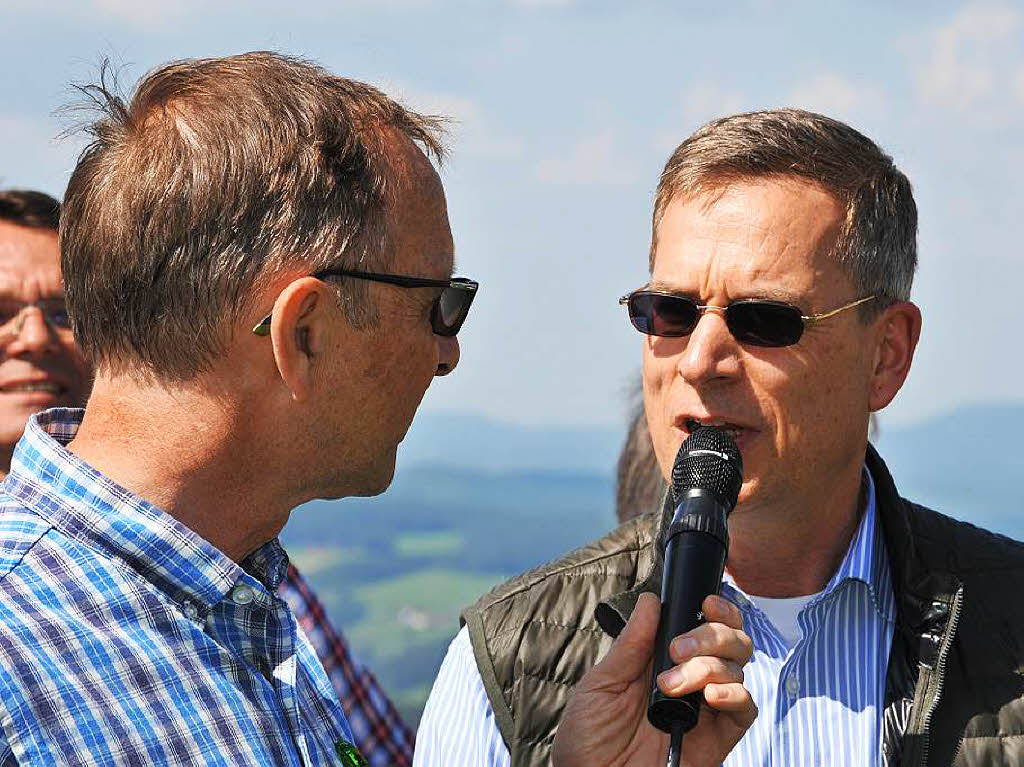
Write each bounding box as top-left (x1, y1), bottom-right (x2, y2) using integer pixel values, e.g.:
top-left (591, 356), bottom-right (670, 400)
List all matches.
top-left (0, 189), bottom-right (60, 231)
top-left (62, 52), bottom-right (445, 379)
top-left (652, 109), bottom-right (917, 314)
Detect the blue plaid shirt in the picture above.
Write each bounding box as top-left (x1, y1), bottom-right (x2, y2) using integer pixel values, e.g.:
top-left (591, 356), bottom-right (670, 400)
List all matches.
top-left (0, 408), bottom-right (356, 766)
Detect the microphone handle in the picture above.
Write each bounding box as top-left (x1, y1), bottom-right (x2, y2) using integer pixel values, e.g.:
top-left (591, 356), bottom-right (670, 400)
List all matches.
top-left (647, 495), bottom-right (728, 734)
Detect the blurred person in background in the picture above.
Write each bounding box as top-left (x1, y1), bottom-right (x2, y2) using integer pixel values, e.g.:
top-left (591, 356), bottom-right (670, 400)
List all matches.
top-left (0, 190), bottom-right (90, 456)
top-left (615, 384), bottom-right (666, 524)
top-left (0, 187), bottom-right (414, 766)
top-left (418, 109), bottom-right (1024, 766)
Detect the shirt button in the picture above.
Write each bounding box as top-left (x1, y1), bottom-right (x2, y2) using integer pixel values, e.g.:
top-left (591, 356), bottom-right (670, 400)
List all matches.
top-left (182, 600), bottom-right (199, 620)
top-left (231, 583), bottom-right (255, 606)
top-left (786, 673), bottom-right (800, 697)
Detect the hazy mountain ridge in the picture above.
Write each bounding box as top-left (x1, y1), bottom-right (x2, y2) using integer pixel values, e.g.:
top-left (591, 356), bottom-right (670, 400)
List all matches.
top-left (874, 402), bottom-right (1024, 538)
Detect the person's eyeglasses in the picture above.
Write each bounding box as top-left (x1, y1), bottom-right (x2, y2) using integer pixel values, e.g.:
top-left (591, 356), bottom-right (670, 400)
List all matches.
top-left (619, 290), bottom-right (876, 347)
top-left (0, 298), bottom-right (72, 342)
top-left (252, 268), bottom-right (478, 338)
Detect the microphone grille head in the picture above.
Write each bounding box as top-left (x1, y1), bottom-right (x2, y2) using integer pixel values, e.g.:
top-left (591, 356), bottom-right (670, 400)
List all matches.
top-left (671, 426), bottom-right (743, 511)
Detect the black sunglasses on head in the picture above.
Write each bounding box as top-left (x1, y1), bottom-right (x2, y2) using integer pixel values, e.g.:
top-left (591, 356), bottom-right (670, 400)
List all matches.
top-left (253, 268), bottom-right (478, 338)
top-left (620, 290), bottom-right (876, 347)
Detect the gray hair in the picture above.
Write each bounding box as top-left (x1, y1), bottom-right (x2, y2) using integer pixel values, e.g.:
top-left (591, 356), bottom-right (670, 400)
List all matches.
top-left (61, 52), bottom-right (445, 379)
top-left (652, 109), bottom-right (917, 315)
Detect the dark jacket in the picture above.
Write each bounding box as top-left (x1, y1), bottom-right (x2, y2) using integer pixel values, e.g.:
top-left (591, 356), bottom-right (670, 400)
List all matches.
top-left (462, 446), bottom-right (1024, 765)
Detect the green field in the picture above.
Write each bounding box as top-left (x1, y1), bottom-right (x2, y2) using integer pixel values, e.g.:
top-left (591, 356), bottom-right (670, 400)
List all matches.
top-left (393, 530), bottom-right (464, 558)
top-left (282, 464), bottom-right (616, 725)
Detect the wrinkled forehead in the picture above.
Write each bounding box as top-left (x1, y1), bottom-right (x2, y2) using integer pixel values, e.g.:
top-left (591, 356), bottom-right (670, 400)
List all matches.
top-left (650, 178), bottom-right (846, 293)
top-left (0, 222), bottom-right (64, 299)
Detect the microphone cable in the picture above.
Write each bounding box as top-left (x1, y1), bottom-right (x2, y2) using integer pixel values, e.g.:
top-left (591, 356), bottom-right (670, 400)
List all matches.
top-left (667, 722), bottom-right (683, 767)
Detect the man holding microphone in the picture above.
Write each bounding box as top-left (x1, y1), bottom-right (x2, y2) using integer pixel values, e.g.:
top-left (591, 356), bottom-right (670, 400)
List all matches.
top-left (418, 109), bottom-right (1024, 766)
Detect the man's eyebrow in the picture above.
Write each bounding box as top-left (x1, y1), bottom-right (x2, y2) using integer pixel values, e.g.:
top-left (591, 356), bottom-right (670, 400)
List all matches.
top-left (642, 282), bottom-right (802, 304)
top-left (731, 286), bottom-right (802, 303)
top-left (644, 280), bottom-right (690, 293)
top-left (0, 291), bottom-right (67, 302)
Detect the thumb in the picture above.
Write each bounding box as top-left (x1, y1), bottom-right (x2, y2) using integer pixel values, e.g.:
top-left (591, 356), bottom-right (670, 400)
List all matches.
top-left (591, 592), bottom-right (660, 682)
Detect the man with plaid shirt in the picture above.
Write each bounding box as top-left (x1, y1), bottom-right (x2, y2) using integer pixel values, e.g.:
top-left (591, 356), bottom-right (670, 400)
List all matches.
top-left (0, 53), bottom-right (462, 766)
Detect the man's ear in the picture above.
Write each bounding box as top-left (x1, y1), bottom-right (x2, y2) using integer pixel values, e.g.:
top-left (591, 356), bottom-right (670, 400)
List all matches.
top-left (269, 277), bottom-right (331, 402)
top-left (869, 301), bottom-right (922, 412)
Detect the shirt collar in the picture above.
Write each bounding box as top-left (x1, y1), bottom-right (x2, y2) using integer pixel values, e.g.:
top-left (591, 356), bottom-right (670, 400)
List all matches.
top-left (6, 407), bottom-right (288, 618)
top-left (723, 467), bottom-right (894, 623)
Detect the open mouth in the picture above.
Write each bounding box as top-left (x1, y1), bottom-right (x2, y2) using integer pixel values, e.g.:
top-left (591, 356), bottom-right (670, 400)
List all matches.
top-left (683, 417), bottom-right (745, 442)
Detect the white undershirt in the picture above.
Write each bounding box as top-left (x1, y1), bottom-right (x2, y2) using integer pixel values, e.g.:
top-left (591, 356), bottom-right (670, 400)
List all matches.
top-left (751, 591), bottom-right (822, 647)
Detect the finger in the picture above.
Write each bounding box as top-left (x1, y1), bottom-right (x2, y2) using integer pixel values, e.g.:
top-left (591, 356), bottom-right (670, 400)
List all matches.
top-left (704, 683), bottom-right (758, 726)
top-left (669, 622), bottom-right (754, 665)
top-left (702, 594), bottom-right (743, 629)
top-left (590, 592), bottom-right (660, 683)
top-left (657, 657), bottom-right (744, 696)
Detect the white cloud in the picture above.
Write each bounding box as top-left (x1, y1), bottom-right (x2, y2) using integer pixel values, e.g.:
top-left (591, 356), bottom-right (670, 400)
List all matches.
top-left (383, 83), bottom-right (482, 124)
top-left (507, 0), bottom-right (577, 6)
top-left (787, 73), bottom-right (886, 121)
top-left (532, 131), bottom-right (639, 186)
top-left (24, 0), bottom-right (241, 24)
top-left (55, 0), bottom-right (578, 20)
top-left (0, 114), bottom-right (86, 195)
top-left (681, 81), bottom-right (747, 121)
top-left (381, 81), bottom-right (525, 159)
top-left (653, 81), bottom-right (746, 153)
top-left (1015, 67), bottom-right (1024, 105)
top-left (914, 2), bottom-right (1024, 119)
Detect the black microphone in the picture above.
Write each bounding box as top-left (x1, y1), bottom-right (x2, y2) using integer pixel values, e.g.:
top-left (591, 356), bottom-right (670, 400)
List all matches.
top-left (647, 425), bottom-right (743, 738)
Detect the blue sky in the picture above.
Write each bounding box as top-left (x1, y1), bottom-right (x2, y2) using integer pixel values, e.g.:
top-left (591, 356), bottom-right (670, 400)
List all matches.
top-left (1, 1), bottom-right (1021, 430)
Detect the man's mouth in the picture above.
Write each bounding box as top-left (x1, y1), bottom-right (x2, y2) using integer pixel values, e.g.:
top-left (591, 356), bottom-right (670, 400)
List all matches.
top-left (682, 417), bottom-right (745, 441)
top-left (0, 381), bottom-right (64, 395)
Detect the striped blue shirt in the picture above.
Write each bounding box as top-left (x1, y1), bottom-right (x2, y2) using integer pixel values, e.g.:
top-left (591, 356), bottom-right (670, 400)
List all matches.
top-left (415, 470), bottom-right (894, 766)
top-left (0, 409), bottom-right (356, 766)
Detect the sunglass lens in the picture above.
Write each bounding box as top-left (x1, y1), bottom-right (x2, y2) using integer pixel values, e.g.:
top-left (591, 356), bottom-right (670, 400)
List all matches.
top-left (628, 293), bottom-right (699, 337)
top-left (433, 285), bottom-right (475, 336)
top-left (727, 302), bottom-right (804, 347)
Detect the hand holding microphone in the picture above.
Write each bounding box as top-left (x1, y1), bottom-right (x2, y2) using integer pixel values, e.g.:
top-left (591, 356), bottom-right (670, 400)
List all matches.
top-left (553, 427), bottom-right (757, 767)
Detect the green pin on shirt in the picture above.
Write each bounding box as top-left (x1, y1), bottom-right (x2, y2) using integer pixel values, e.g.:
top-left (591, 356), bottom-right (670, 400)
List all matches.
top-left (335, 740), bottom-right (368, 767)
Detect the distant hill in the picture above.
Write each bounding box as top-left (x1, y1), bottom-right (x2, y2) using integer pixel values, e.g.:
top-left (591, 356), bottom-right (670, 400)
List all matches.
top-left (875, 402), bottom-right (1024, 539)
top-left (401, 403), bottom-right (1024, 536)
top-left (281, 401), bottom-right (1024, 725)
top-left (395, 411), bottom-right (624, 474)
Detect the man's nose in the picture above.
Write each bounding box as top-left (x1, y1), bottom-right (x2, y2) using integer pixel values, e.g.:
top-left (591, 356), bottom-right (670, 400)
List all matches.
top-left (435, 335), bottom-right (460, 376)
top-left (675, 309), bottom-right (740, 385)
top-left (4, 307), bottom-right (57, 358)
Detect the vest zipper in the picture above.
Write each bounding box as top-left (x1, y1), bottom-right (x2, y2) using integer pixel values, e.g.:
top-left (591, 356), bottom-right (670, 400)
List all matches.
top-left (915, 585), bottom-right (964, 766)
